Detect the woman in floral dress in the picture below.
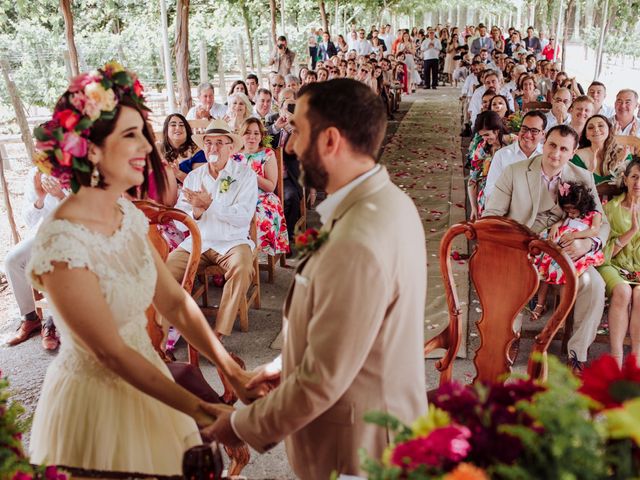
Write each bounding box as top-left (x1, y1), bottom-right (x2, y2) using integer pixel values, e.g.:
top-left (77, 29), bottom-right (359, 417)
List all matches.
top-left (238, 117), bottom-right (290, 255)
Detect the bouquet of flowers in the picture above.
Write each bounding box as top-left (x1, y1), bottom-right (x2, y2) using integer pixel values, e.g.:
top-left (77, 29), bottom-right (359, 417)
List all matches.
top-left (506, 111), bottom-right (524, 133)
top-left (362, 355), bottom-right (640, 479)
top-left (0, 371), bottom-right (68, 480)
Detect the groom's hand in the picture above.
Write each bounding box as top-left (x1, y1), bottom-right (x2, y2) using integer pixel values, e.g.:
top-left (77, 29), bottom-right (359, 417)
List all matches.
top-left (200, 405), bottom-right (243, 448)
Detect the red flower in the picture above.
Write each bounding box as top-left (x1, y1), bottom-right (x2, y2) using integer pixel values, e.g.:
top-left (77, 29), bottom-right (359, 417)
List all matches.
top-left (133, 79), bottom-right (144, 97)
top-left (579, 354), bottom-right (640, 409)
top-left (53, 109), bottom-right (81, 131)
top-left (391, 425), bottom-right (472, 471)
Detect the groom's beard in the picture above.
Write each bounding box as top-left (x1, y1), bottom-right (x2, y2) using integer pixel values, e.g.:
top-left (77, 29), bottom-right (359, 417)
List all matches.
top-left (299, 140), bottom-right (329, 191)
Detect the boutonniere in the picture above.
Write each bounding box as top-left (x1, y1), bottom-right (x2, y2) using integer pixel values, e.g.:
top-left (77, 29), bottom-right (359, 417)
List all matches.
top-left (219, 176), bottom-right (236, 193)
top-left (294, 228), bottom-right (329, 258)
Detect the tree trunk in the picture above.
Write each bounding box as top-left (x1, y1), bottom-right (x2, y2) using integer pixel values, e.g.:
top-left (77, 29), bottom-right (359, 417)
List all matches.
top-left (0, 59), bottom-right (35, 164)
top-left (60, 0), bottom-right (79, 77)
top-left (217, 47), bottom-right (227, 103)
top-left (269, 0), bottom-right (277, 45)
top-left (174, 0), bottom-right (192, 116)
top-left (112, 17), bottom-right (127, 63)
top-left (280, 0), bottom-right (286, 36)
top-left (160, 0), bottom-right (177, 113)
top-left (561, 0), bottom-right (572, 70)
top-left (237, 34), bottom-right (247, 79)
top-left (199, 38), bottom-right (208, 83)
top-left (319, 0), bottom-right (329, 32)
top-left (0, 146), bottom-right (20, 245)
top-left (255, 36), bottom-right (264, 87)
top-left (240, 0), bottom-right (255, 69)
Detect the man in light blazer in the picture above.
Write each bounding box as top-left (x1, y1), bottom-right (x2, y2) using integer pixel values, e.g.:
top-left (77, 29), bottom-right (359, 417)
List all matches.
top-left (202, 79), bottom-right (428, 479)
top-left (484, 125), bottom-right (609, 373)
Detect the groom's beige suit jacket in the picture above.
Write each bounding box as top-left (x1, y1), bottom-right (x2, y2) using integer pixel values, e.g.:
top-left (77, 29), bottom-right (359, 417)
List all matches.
top-left (234, 166), bottom-right (428, 479)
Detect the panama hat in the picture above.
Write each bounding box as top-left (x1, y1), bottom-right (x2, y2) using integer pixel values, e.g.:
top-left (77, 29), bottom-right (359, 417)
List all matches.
top-left (192, 119), bottom-right (243, 153)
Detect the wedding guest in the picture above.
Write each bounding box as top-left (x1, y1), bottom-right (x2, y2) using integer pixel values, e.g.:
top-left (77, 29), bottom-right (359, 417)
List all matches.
top-left (514, 74), bottom-right (545, 112)
top-left (484, 125), bottom-right (609, 374)
top-left (524, 26), bottom-right (542, 55)
top-left (318, 31), bottom-right (338, 61)
top-left (26, 63), bottom-right (257, 477)
top-left (545, 87), bottom-right (572, 131)
top-left (239, 118), bottom-right (289, 256)
top-left (224, 92), bottom-right (253, 133)
top-left (598, 157), bottom-right (640, 367)
top-left (186, 82), bottom-right (226, 120)
top-left (245, 74), bottom-right (259, 102)
top-left (252, 88), bottom-right (273, 123)
top-left (471, 23), bottom-right (494, 55)
top-left (169, 120), bottom-right (257, 338)
top-left (201, 78), bottom-right (427, 479)
top-left (269, 36), bottom-right (296, 76)
top-left (568, 95), bottom-right (595, 138)
top-left (610, 89), bottom-right (639, 138)
top-left (269, 74), bottom-right (285, 112)
top-left (5, 169), bottom-right (65, 350)
top-left (422, 29), bottom-right (441, 90)
top-left (285, 74), bottom-right (300, 92)
top-left (587, 81), bottom-right (615, 118)
top-left (157, 113), bottom-right (204, 183)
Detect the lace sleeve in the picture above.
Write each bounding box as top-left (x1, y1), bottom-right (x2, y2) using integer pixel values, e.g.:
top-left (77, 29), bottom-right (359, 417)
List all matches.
top-left (27, 222), bottom-right (93, 291)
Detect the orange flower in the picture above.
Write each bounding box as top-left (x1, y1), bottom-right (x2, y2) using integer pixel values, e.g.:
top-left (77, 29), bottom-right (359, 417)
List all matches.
top-left (443, 463), bottom-right (489, 480)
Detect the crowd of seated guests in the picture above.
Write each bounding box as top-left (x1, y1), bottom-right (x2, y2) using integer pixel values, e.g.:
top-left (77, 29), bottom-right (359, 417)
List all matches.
top-left (451, 22), bottom-right (640, 371)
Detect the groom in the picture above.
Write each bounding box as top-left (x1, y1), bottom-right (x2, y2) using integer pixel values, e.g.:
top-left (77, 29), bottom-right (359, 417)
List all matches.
top-left (202, 79), bottom-right (428, 479)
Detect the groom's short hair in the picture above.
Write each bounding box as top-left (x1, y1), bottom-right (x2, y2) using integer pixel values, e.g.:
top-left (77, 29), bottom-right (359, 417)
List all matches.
top-left (546, 124), bottom-right (579, 149)
top-left (298, 78), bottom-right (386, 160)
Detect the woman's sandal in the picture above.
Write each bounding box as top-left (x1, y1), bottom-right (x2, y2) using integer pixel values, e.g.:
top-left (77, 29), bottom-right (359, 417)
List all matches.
top-left (530, 303), bottom-right (546, 321)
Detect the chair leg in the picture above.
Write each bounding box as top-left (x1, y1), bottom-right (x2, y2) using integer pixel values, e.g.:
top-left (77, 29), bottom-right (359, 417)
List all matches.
top-left (253, 258), bottom-right (261, 309)
top-left (279, 253), bottom-right (287, 267)
top-left (224, 445), bottom-right (250, 477)
top-left (267, 255), bottom-right (275, 283)
top-left (561, 309), bottom-right (575, 355)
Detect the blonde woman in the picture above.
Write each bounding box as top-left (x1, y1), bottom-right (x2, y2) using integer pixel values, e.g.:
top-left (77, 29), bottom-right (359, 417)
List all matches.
top-left (224, 92), bottom-right (252, 133)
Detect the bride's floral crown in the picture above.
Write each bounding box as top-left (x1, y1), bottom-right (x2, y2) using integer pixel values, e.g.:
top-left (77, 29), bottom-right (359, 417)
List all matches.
top-left (33, 61), bottom-right (148, 192)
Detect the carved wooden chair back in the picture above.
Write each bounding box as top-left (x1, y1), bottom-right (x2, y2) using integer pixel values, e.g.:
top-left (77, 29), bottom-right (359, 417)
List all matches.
top-left (523, 101), bottom-right (552, 112)
top-left (424, 216), bottom-right (578, 385)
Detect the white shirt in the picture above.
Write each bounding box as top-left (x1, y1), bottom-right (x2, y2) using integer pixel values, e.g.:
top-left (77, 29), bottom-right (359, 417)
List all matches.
top-left (545, 110), bottom-right (572, 132)
top-left (379, 33), bottom-right (394, 51)
top-left (422, 38), bottom-right (441, 60)
top-left (597, 104), bottom-right (615, 118)
top-left (504, 80), bottom-right (517, 94)
top-left (316, 165), bottom-right (381, 224)
top-left (609, 115), bottom-right (640, 137)
top-left (468, 85), bottom-right (515, 125)
top-left (484, 142), bottom-right (543, 200)
top-left (353, 38), bottom-right (373, 56)
top-left (462, 74), bottom-right (479, 98)
top-left (175, 158), bottom-right (258, 255)
top-left (252, 106), bottom-right (270, 123)
top-left (23, 167), bottom-right (63, 232)
top-left (185, 103), bottom-right (227, 120)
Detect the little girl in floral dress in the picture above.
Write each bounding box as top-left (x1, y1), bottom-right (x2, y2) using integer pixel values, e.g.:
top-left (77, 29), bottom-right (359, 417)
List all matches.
top-left (532, 181), bottom-right (605, 319)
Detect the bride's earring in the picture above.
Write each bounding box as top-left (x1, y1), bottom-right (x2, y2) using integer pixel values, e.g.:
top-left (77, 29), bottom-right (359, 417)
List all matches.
top-left (90, 164), bottom-right (100, 188)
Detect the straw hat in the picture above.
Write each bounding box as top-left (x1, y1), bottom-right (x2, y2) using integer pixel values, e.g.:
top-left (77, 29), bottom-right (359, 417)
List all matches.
top-left (192, 119), bottom-right (243, 153)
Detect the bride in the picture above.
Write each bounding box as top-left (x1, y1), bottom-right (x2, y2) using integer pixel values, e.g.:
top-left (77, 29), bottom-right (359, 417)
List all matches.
top-left (27, 62), bottom-right (260, 476)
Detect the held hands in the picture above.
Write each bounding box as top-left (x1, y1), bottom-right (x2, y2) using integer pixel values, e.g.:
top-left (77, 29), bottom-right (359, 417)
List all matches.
top-left (183, 188), bottom-right (212, 210)
top-left (227, 366), bottom-right (275, 405)
top-left (198, 403), bottom-right (243, 448)
top-left (558, 230), bottom-right (576, 246)
top-left (561, 237), bottom-right (591, 261)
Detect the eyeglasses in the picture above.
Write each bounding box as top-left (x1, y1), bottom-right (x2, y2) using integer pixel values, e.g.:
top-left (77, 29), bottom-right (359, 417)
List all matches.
top-left (271, 83), bottom-right (284, 88)
top-left (520, 125), bottom-right (543, 136)
top-left (204, 139), bottom-right (233, 147)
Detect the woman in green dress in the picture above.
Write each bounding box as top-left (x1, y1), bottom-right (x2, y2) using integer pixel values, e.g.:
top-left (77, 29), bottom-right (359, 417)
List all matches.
top-left (571, 114), bottom-right (630, 197)
top-left (597, 157), bottom-right (640, 367)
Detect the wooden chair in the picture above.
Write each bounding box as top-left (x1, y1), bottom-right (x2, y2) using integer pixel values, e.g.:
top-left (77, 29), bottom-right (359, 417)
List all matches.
top-left (188, 118), bottom-right (210, 134)
top-left (424, 216), bottom-right (578, 385)
top-left (192, 216), bottom-right (261, 333)
top-left (523, 101), bottom-right (552, 112)
top-left (133, 200), bottom-right (250, 476)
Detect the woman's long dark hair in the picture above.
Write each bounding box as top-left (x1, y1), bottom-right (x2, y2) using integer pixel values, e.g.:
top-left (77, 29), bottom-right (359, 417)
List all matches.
top-left (228, 80), bottom-right (249, 97)
top-left (160, 113), bottom-right (198, 164)
top-left (85, 96), bottom-right (166, 199)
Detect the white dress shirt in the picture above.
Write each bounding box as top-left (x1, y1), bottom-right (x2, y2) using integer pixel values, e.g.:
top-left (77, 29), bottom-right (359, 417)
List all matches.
top-left (468, 85), bottom-right (515, 125)
top-left (185, 103), bottom-right (227, 120)
top-left (175, 158), bottom-right (257, 255)
top-left (484, 142), bottom-right (543, 200)
top-left (422, 38), bottom-right (441, 60)
top-left (353, 39), bottom-right (373, 56)
top-left (379, 33), bottom-right (394, 52)
top-left (545, 110), bottom-right (572, 132)
top-left (23, 167), bottom-right (63, 232)
top-left (316, 165), bottom-right (381, 224)
top-left (609, 115), bottom-right (640, 137)
top-left (597, 105), bottom-right (615, 118)
top-left (462, 74), bottom-right (479, 98)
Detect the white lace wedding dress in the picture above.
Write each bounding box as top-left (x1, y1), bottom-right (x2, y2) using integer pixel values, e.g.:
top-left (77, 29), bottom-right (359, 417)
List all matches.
top-left (27, 198), bottom-right (200, 476)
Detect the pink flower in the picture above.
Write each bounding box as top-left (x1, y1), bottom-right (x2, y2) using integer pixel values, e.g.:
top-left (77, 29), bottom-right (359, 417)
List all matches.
top-left (391, 425), bottom-right (472, 471)
top-left (52, 166), bottom-right (73, 188)
top-left (44, 465), bottom-right (68, 480)
top-left (61, 131), bottom-right (88, 158)
top-left (69, 92), bottom-right (87, 111)
top-left (36, 139), bottom-right (57, 151)
top-left (12, 472), bottom-right (33, 480)
top-left (68, 72), bottom-right (99, 93)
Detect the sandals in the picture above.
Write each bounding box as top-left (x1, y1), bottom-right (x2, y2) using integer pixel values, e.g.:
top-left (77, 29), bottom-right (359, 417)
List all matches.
top-left (530, 303), bottom-right (546, 321)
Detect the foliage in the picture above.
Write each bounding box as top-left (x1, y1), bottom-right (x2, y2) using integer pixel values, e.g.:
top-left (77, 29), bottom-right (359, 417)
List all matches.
top-left (362, 355), bottom-right (640, 479)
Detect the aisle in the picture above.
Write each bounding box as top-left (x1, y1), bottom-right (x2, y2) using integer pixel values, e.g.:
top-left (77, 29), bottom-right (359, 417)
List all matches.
top-left (381, 87), bottom-right (470, 357)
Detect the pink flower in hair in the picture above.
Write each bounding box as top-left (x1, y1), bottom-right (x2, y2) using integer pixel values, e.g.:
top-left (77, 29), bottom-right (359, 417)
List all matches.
top-left (68, 72), bottom-right (100, 93)
top-left (52, 166), bottom-right (73, 188)
top-left (36, 139), bottom-right (57, 151)
top-left (61, 131), bottom-right (88, 158)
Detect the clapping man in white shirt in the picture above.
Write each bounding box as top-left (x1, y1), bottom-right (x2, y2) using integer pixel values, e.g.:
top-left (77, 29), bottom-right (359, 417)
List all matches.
top-left (484, 110), bottom-right (546, 200)
top-left (610, 89), bottom-right (640, 138)
top-left (167, 120), bottom-right (258, 338)
top-left (422, 30), bottom-right (441, 90)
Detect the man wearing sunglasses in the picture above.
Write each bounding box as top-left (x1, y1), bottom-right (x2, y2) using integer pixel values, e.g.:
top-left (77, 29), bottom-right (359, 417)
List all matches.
top-left (269, 35), bottom-right (296, 76)
top-left (269, 73), bottom-right (285, 113)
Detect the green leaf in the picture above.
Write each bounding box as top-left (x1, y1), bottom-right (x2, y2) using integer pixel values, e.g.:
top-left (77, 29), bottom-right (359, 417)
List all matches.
top-left (71, 177), bottom-right (80, 194)
top-left (72, 157), bottom-right (91, 173)
top-left (33, 126), bottom-right (50, 142)
top-left (112, 71), bottom-right (129, 86)
top-left (76, 117), bottom-right (93, 132)
top-left (52, 127), bottom-right (64, 142)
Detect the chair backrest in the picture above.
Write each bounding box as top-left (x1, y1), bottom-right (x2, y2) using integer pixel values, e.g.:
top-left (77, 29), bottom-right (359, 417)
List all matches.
top-left (523, 101), bottom-right (552, 112)
top-left (134, 200), bottom-right (202, 362)
top-left (425, 216), bottom-right (578, 384)
top-left (189, 119), bottom-right (210, 133)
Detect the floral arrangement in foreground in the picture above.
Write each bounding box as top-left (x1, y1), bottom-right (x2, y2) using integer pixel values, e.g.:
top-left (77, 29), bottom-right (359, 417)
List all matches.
top-left (362, 354), bottom-right (640, 479)
top-left (0, 371), bottom-right (68, 479)
top-left (506, 111), bottom-right (523, 133)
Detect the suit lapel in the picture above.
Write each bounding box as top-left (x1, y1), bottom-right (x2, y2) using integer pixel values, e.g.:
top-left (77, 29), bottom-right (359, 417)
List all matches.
top-left (526, 155), bottom-right (543, 225)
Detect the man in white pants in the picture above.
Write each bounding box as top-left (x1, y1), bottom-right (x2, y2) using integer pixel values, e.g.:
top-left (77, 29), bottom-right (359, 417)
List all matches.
top-left (5, 169), bottom-right (65, 350)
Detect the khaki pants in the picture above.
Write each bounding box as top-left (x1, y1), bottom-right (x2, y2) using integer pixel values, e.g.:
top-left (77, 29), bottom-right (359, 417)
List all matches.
top-left (167, 245), bottom-right (254, 336)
